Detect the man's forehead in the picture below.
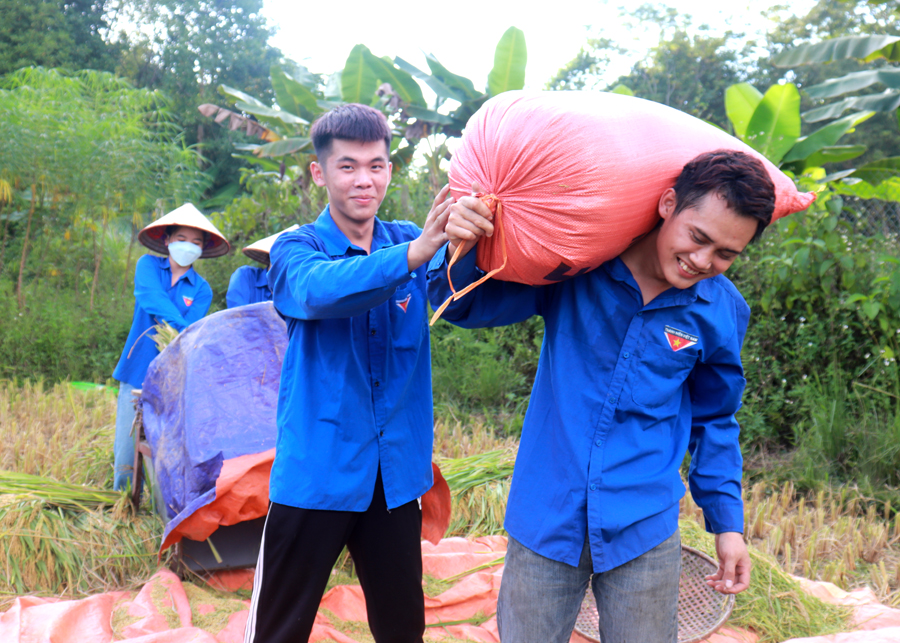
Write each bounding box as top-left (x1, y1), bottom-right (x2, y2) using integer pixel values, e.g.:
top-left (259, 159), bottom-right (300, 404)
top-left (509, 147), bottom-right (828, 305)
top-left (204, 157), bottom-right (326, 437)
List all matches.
top-left (329, 139), bottom-right (390, 161)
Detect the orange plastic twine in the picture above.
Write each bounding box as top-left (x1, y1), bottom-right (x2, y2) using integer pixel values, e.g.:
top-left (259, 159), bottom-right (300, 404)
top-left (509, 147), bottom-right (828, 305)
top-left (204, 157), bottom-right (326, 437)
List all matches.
top-left (430, 194), bottom-right (507, 326)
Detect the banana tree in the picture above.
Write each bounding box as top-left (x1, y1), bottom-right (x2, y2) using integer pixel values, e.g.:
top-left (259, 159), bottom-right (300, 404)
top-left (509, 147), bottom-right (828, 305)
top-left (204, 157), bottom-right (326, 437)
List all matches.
top-left (772, 35), bottom-right (900, 123)
top-left (769, 35), bottom-right (900, 197)
top-left (725, 81), bottom-right (873, 173)
top-left (198, 26), bottom-right (528, 172)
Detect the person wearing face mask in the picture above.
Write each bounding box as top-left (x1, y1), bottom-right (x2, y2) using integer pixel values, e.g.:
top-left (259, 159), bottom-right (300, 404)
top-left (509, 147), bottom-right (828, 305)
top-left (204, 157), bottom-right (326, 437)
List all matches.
top-left (111, 203), bottom-right (230, 491)
top-left (226, 225), bottom-right (299, 309)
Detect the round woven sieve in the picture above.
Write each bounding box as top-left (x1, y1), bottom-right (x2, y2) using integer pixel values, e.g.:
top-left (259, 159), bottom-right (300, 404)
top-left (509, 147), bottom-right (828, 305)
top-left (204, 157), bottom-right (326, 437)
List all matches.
top-left (574, 545), bottom-right (735, 643)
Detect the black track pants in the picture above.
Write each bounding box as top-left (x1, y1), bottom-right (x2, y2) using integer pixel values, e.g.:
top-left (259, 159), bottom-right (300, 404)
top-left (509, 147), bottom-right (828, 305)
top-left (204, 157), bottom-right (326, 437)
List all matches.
top-left (243, 470), bottom-right (425, 643)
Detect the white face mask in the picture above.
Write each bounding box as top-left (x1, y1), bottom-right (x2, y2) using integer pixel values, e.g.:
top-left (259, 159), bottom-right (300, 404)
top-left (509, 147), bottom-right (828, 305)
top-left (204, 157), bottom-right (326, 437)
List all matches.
top-left (168, 241), bottom-right (203, 267)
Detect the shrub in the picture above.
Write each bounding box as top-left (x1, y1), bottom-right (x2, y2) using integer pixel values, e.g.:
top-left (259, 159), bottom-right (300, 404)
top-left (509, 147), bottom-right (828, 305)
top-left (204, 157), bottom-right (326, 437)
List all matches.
top-left (731, 184), bottom-right (900, 450)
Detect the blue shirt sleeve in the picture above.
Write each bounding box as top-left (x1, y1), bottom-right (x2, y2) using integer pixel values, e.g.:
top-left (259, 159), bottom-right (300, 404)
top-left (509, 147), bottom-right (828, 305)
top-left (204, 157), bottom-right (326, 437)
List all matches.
top-left (425, 244), bottom-right (546, 327)
top-left (268, 233), bottom-right (415, 320)
top-left (686, 297), bottom-right (749, 535)
top-left (226, 267), bottom-right (251, 309)
top-left (133, 255), bottom-right (190, 330)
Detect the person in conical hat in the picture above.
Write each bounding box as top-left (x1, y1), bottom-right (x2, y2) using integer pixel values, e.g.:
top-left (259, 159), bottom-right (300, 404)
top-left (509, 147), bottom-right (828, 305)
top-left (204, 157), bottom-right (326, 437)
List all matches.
top-left (226, 224), bottom-right (299, 308)
top-left (110, 203), bottom-right (230, 491)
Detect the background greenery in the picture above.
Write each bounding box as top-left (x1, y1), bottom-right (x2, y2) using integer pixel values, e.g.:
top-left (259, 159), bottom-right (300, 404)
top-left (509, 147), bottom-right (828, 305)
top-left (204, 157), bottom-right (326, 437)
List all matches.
top-left (2, 0), bottom-right (900, 535)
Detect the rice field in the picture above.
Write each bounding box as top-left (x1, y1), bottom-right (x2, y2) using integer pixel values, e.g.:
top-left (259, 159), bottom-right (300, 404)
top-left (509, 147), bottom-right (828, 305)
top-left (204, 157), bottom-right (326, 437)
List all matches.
top-left (0, 379), bottom-right (898, 641)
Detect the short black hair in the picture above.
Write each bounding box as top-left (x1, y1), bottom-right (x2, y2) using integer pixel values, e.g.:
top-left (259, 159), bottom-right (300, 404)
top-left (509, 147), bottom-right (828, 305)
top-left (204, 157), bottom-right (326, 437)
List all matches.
top-left (310, 103), bottom-right (392, 161)
top-left (673, 150), bottom-right (776, 243)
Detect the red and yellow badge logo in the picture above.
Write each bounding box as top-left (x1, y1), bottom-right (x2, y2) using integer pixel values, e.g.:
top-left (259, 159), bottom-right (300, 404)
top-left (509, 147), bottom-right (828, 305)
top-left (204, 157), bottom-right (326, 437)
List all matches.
top-left (395, 294), bottom-right (411, 313)
top-left (664, 325), bottom-right (698, 352)
top-left (183, 296), bottom-right (193, 307)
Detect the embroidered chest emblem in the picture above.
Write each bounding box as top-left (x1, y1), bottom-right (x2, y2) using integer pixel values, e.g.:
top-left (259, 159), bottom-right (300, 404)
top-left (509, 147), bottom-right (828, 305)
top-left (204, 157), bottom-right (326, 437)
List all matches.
top-left (664, 325), bottom-right (698, 352)
top-left (183, 296), bottom-right (193, 307)
top-left (395, 294), bottom-right (411, 313)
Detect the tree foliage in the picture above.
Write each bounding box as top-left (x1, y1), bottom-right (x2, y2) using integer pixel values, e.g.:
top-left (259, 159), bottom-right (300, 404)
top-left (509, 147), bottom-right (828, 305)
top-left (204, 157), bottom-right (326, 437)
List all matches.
top-left (0, 0), bottom-right (120, 76)
top-left (548, 5), bottom-right (754, 129)
top-left (751, 0), bottom-right (900, 167)
top-left (0, 67), bottom-right (206, 309)
top-left (112, 0), bottom-right (284, 200)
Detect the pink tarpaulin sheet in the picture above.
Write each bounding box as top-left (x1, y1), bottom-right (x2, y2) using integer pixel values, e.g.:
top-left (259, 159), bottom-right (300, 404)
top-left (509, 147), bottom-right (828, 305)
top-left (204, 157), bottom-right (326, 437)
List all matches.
top-left (4, 537), bottom-right (900, 643)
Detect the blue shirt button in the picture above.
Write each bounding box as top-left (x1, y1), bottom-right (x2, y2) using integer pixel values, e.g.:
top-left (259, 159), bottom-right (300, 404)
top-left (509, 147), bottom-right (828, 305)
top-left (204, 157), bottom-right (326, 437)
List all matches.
top-left (595, 439), bottom-right (602, 447)
top-left (623, 352), bottom-right (630, 359)
top-left (636, 311), bottom-right (643, 317)
top-left (590, 484), bottom-right (597, 491)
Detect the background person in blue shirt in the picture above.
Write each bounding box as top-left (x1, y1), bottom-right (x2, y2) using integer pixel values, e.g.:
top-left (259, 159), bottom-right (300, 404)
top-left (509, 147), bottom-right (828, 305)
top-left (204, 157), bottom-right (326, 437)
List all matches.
top-left (225, 225), bottom-right (299, 308)
top-left (111, 203), bottom-right (229, 491)
top-left (426, 150), bottom-right (776, 643)
top-left (242, 104), bottom-right (453, 643)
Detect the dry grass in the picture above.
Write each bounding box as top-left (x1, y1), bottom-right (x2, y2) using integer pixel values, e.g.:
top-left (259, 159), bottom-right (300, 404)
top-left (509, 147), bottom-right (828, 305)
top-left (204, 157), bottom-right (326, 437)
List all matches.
top-left (0, 379), bottom-right (117, 486)
top-left (0, 496), bottom-right (171, 603)
top-left (679, 519), bottom-right (850, 642)
top-left (0, 380), bottom-right (891, 641)
top-left (0, 380), bottom-right (170, 603)
top-left (434, 414), bottom-right (516, 538)
top-left (683, 480), bottom-right (900, 607)
top-left (433, 413), bottom-right (517, 460)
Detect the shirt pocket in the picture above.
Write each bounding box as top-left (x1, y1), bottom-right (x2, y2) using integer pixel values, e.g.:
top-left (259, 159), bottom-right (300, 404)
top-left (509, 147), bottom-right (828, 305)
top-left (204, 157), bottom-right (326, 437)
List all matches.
top-left (631, 342), bottom-right (697, 410)
top-left (389, 282), bottom-right (424, 351)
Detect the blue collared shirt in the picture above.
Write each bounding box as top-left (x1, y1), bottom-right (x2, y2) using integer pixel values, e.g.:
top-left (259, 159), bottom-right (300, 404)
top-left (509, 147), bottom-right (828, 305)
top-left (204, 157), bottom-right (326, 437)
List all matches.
top-left (113, 254), bottom-right (212, 389)
top-left (226, 265), bottom-right (272, 308)
top-left (267, 206), bottom-right (433, 511)
top-left (427, 249), bottom-right (747, 572)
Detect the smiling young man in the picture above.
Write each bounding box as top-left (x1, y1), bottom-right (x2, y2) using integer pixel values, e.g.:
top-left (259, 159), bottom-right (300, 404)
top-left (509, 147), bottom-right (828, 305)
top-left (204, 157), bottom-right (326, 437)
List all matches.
top-left (243, 104), bottom-right (452, 643)
top-left (426, 150), bottom-right (775, 643)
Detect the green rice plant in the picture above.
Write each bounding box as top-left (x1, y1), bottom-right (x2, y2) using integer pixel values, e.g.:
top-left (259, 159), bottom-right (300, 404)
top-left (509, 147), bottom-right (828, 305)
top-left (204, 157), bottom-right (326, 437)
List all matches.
top-left (151, 322), bottom-right (179, 353)
top-left (0, 471), bottom-right (121, 511)
top-left (0, 496), bottom-right (171, 601)
top-left (446, 481), bottom-right (509, 538)
top-left (439, 449), bottom-right (515, 495)
top-left (439, 449), bottom-right (515, 537)
top-left (679, 519), bottom-right (851, 643)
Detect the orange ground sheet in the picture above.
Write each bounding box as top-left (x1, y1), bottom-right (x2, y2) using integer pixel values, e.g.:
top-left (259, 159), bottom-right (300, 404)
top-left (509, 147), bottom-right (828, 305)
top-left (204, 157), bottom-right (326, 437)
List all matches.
top-left (4, 536), bottom-right (900, 643)
top-left (160, 452), bottom-right (452, 553)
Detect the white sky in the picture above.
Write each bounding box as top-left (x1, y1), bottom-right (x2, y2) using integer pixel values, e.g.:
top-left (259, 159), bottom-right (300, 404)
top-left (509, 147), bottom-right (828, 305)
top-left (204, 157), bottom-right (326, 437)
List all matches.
top-left (262, 0), bottom-right (815, 92)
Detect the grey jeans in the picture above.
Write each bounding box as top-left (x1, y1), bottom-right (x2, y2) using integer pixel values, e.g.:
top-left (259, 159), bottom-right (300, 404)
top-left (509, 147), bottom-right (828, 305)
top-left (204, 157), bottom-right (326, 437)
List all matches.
top-left (497, 530), bottom-right (681, 643)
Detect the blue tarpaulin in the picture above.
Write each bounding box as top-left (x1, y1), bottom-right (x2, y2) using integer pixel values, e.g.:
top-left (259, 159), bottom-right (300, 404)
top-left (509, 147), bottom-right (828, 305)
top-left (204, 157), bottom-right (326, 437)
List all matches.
top-left (140, 302), bottom-right (287, 544)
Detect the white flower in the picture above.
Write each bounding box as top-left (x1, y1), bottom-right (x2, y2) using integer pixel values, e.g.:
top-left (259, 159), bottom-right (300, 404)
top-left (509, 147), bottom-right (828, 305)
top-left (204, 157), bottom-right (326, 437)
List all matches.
top-left (802, 374), bottom-right (808, 380)
top-left (800, 317), bottom-right (806, 322)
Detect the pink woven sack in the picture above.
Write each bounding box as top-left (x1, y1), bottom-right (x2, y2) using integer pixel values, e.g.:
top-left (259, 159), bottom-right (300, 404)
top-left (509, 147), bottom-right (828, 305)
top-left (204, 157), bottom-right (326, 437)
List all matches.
top-left (447, 90), bottom-right (815, 290)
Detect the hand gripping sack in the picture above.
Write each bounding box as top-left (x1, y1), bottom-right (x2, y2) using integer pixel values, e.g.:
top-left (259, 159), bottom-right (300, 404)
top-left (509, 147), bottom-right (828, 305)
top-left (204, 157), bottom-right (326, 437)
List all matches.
top-left (441, 90), bottom-right (815, 306)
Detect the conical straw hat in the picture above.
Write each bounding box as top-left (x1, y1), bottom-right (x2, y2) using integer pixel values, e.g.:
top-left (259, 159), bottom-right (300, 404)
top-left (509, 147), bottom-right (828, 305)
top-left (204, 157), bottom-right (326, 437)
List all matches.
top-left (242, 224), bottom-right (300, 265)
top-left (138, 203), bottom-right (230, 258)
